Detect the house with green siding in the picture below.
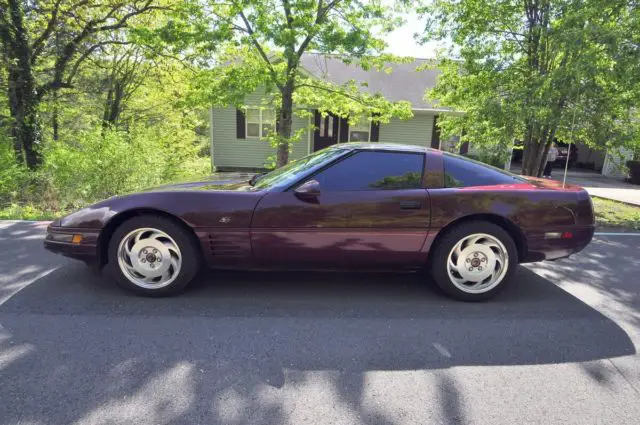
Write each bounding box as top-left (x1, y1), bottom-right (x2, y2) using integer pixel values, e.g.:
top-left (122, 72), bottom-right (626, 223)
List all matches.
top-left (211, 54), bottom-right (633, 178)
top-left (209, 54), bottom-right (465, 171)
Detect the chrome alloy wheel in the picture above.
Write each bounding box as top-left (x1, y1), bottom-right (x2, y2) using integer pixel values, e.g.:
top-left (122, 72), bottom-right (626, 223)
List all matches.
top-left (117, 227), bottom-right (182, 289)
top-left (446, 233), bottom-right (509, 294)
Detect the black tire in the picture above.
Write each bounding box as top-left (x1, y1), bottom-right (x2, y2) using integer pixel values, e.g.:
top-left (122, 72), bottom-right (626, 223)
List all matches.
top-left (106, 215), bottom-right (201, 296)
top-left (429, 221), bottom-right (518, 302)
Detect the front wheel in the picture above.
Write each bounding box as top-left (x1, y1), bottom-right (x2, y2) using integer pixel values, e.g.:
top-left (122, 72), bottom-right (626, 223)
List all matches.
top-left (429, 221), bottom-right (518, 301)
top-left (106, 215), bottom-right (201, 296)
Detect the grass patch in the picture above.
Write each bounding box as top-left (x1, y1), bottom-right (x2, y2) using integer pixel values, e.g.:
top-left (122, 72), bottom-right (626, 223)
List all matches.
top-left (592, 197), bottom-right (640, 230)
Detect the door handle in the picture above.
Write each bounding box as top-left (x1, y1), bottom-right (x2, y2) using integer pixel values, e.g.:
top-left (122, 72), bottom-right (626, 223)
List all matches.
top-left (399, 200), bottom-right (422, 210)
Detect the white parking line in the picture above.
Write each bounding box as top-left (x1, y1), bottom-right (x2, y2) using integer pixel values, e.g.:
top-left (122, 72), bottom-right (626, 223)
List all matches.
top-left (594, 232), bottom-right (640, 236)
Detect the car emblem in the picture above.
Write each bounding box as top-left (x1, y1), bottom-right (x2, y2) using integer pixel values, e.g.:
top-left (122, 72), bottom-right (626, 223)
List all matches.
top-left (219, 217), bottom-right (231, 223)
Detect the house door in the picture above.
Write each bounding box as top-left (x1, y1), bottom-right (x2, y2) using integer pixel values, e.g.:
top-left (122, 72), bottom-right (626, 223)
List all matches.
top-left (313, 110), bottom-right (339, 151)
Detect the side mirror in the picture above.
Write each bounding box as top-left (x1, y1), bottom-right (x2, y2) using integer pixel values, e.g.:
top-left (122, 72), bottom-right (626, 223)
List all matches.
top-left (294, 179), bottom-right (321, 201)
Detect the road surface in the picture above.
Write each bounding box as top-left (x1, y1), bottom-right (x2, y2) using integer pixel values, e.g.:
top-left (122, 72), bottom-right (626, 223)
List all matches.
top-left (1, 221), bottom-right (639, 425)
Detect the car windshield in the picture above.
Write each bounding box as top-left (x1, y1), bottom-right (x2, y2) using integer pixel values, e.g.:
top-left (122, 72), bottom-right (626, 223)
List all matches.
top-left (251, 148), bottom-right (346, 189)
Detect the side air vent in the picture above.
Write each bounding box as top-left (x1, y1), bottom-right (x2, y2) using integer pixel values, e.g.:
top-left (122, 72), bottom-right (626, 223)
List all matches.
top-left (207, 233), bottom-right (249, 259)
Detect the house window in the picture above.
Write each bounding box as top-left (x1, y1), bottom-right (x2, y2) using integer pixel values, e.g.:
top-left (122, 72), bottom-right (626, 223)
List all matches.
top-left (246, 108), bottom-right (275, 138)
top-left (348, 117), bottom-right (371, 142)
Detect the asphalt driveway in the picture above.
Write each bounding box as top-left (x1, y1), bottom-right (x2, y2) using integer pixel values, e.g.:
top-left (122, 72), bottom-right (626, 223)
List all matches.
top-left (0, 221), bottom-right (639, 425)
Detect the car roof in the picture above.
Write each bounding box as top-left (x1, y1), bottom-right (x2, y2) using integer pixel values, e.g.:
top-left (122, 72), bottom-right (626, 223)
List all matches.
top-left (331, 142), bottom-right (438, 154)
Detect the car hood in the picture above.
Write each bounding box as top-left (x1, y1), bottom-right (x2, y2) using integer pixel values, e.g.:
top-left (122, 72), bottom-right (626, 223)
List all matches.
top-left (140, 177), bottom-right (255, 193)
top-left (55, 177), bottom-right (261, 228)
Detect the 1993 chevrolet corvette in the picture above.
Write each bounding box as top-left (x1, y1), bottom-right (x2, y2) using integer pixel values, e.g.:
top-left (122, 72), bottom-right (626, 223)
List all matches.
top-left (44, 143), bottom-right (595, 301)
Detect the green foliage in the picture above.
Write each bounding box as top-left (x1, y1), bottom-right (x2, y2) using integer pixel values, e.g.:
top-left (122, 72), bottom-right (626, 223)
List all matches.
top-left (45, 124), bottom-right (207, 205)
top-left (419, 0), bottom-right (640, 176)
top-left (466, 153), bottom-right (507, 169)
top-left (1, 124), bottom-right (209, 216)
top-left (1, 2), bottom-right (211, 219)
top-left (0, 204), bottom-right (63, 221)
top-left (175, 0), bottom-right (412, 166)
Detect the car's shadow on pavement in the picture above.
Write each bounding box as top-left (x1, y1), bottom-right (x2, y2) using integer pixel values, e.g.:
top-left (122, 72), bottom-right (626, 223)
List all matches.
top-left (0, 255), bottom-right (636, 425)
top-left (1, 261), bottom-right (635, 369)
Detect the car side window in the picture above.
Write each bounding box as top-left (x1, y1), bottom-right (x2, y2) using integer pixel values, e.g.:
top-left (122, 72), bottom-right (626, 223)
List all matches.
top-left (444, 154), bottom-right (523, 188)
top-left (309, 151), bottom-right (424, 191)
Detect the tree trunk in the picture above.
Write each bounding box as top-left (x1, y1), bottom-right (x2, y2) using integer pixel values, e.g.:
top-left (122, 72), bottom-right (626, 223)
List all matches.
top-left (5, 0), bottom-right (42, 169)
top-left (52, 90), bottom-right (59, 141)
top-left (522, 124), bottom-right (546, 177)
top-left (521, 124), bottom-right (540, 176)
top-left (106, 82), bottom-right (125, 126)
top-left (536, 127), bottom-right (557, 176)
top-left (521, 125), bottom-right (558, 177)
top-left (276, 81), bottom-right (294, 167)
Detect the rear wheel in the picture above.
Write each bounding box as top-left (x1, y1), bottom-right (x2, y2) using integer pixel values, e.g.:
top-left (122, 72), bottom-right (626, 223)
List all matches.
top-left (430, 221), bottom-right (518, 301)
top-left (106, 215), bottom-right (201, 296)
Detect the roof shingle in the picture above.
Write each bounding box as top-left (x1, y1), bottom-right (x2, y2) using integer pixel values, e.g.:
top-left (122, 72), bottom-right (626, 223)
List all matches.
top-left (300, 54), bottom-right (441, 109)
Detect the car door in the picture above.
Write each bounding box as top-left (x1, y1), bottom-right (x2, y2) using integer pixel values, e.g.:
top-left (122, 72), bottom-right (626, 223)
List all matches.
top-left (251, 150), bottom-right (431, 269)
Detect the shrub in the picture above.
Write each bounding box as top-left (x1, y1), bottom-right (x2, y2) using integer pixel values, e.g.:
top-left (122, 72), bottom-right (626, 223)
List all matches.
top-left (44, 123), bottom-right (210, 207)
top-left (0, 136), bottom-right (33, 207)
top-left (1, 122), bottom-right (211, 215)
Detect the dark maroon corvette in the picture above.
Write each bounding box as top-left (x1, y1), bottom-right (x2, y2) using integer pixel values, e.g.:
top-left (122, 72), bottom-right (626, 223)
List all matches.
top-left (45, 143), bottom-right (594, 301)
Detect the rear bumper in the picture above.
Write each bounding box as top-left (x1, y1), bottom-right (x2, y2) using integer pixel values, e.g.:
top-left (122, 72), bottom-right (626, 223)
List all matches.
top-left (521, 225), bottom-right (595, 263)
top-left (44, 226), bottom-right (100, 264)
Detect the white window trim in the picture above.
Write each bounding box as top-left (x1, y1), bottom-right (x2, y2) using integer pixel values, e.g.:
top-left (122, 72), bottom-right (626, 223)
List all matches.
top-left (245, 108), bottom-right (275, 139)
top-left (347, 119), bottom-right (372, 142)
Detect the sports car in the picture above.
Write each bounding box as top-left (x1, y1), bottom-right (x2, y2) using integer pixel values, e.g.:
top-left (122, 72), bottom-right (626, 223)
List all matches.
top-left (44, 143), bottom-right (595, 301)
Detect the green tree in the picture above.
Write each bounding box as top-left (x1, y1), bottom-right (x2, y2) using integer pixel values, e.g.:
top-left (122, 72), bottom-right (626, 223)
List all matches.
top-left (419, 0), bottom-right (640, 176)
top-left (178, 0), bottom-right (412, 167)
top-left (0, 0), bottom-right (166, 169)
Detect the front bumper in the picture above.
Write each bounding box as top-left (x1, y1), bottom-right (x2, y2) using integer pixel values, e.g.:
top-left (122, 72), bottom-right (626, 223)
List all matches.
top-left (44, 225), bottom-right (100, 264)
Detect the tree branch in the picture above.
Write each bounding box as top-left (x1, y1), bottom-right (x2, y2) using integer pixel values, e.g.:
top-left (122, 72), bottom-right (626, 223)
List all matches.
top-left (65, 41), bottom-right (133, 86)
top-left (30, 0), bottom-right (63, 63)
top-left (44, 1), bottom-right (163, 98)
top-left (95, 4), bottom-right (170, 32)
top-left (296, 81), bottom-right (373, 105)
top-left (237, 9), bottom-right (283, 90)
top-left (282, 0), bottom-right (293, 28)
top-left (37, 81), bottom-right (74, 99)
top-left (296, 0), bottom-right (343, 58)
